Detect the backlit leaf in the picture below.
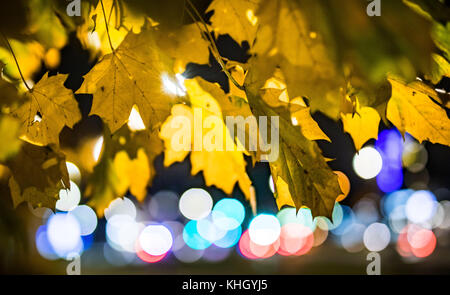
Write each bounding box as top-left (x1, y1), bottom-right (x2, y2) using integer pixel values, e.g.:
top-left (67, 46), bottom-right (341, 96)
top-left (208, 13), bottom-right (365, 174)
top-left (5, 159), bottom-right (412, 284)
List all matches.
top-left (387, 77), bottom-right (450, 146)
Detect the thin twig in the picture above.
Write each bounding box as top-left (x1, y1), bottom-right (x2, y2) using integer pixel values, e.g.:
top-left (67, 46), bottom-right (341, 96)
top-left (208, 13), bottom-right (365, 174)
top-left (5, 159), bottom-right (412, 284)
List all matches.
top-left (100, 0), bottom-right (115, 53)
top-left (185, 0), bottom-right (245, 91)
top-left (1, 32), bottom-right (32, 92)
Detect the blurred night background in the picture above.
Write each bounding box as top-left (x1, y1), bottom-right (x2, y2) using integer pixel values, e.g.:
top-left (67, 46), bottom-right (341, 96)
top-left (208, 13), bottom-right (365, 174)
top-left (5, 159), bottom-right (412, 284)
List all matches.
top-left (0, 0), bottom-right (450, 274)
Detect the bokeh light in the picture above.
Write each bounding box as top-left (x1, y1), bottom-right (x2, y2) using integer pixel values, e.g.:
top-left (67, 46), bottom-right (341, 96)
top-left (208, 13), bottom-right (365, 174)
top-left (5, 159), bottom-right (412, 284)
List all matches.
top-left (214, 226), bottom-right (242, 248)
top-left (104, 197), bottom-right (137, 221)
top-left (46, 213), bottom-right (83, 258)
top-left (149, 190), bottom-right (180, 222)
top-left (405, 190), bottom-right (437, 224)
top-left (248, 214), bottom-right (281, 246)
top-left (341, 223), bottom-right (366, 253)
top-left (278, 223), bottom-right (314, 256)
top-left (212, 198), bottom-right (245, 231)
top-left (363, 222), bottom-right (390, 252)
top-left (183, 220), bottom-right (212, 250)
top-left (139, 224), bottom-right (173, 256)
top-left (69, 205), bottom-right (97, 236)
top-left (402, 135), bottom-right (428, 173)
top-left (352, 146), bottom-right (383, 180)
top-left (354, 196), bottom-right (380, 225)
top-left (179, 188), bottom-right (213, 220)
top-left (196, 215), bottom-right (227, 243)
top-left (35, 225), bottom-right (58, 260)
top-left (56, 181), bottom-right (81, 212)
top-left (203, 245), bottom-right (232, 262)
top-left (330, 205), bottom-right (355, 236)
top-left (106, 214), bottom-right (143, 253)
top-left (375, 129), bottom-right (404, 192)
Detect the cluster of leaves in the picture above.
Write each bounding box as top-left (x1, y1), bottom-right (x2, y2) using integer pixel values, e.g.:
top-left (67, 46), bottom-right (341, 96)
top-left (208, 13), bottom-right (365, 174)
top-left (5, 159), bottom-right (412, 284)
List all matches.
top-left (0, 0), bottom-right (449, 220)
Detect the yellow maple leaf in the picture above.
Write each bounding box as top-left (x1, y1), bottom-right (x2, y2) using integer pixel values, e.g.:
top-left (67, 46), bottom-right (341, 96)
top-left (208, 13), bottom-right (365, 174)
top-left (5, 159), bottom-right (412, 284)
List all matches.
top-left (207, 0), bottom-right (260, 45)
top-left (6, 142), bottom-right (70, 210)
top-left (113, 148), bottom-right (150, 202)
top-left (251, 0), bottom-right (344, 119)
top-left (245, 65), bottom-right (341, 218)
top-left (341, 98), bottom-right (381, 151)
top-left (160, 78), bottom-right (252, 200)
top-left (259, 72), bottom-right (330, 142)
top-left (156, 23), bottom-right (210, 73)
top-left (387, 77), bottom-right (450, 146)
top-left (86, 126), bottom-right (162, 216)
top-left (12, 73), bottom-right (81, 146)
top-left (78, 28), bottom-right (182, 133)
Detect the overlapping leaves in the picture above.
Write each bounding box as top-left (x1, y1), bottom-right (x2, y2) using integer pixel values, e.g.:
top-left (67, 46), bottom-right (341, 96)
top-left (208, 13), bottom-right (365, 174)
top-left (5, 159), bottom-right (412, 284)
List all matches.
top-left (0, 0), bottom-right (449, 220)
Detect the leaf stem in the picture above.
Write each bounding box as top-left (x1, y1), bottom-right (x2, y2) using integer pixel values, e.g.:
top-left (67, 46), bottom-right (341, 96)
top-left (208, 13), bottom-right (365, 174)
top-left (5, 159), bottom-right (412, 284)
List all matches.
top-left (1, 31), bottom-right (32, 92)
top-left (100, 0), bottom-right (115, 53)
top-left (185, 0), bottom-right (245, 91)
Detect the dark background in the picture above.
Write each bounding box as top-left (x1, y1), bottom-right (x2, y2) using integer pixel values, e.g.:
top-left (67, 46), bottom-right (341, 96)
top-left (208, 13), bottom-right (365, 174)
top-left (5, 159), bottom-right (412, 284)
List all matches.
top-left (0, 0), bottom-right (449, 274)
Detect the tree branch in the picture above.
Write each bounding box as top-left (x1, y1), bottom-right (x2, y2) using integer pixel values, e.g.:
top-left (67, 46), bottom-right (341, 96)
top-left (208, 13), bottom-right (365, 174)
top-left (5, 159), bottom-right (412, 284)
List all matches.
top-left (1, 32), bottom-right (32, 92)
top-left (185, 0), bottom-right (245, 91)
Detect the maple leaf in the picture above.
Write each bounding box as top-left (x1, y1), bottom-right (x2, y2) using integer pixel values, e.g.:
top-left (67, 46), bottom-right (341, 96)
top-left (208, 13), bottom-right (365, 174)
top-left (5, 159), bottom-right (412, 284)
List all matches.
top-left (85, 152), bottom-right (122, 216)
top-left (341, 98), bottom-right (381, 151)
top-left (6, 142), bottom-right (69, 210)
top-left (244, 67), bottom-right (341, 219)
top-left (78, 28), bottom-right (183, 134)
top-left (387, 77), bottom-right (450, 146)
top-left (258, 74), bottom-right (331, 143)
top-left (207, 0), bottom-right (260, 45)
top-left (86, 125), bottom-right (163, 216)
top-left (160, 78), bottom-right (253, 200)
top-left (251, 0), bottom-right (345, 119)
top-left (156, 23), bottom-right (210, 73)
top-left (12, 73), bottom-right (81, 146)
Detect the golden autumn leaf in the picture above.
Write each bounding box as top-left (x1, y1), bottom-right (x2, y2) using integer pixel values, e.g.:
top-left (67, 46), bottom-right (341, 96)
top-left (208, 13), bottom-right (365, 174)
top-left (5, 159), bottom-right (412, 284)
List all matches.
top-left (207, 0), bottom-right (260, 45)
top-left (156, 23), bottom-right (210, 73)
top-left (291, 106), bottom-right (331, 142)
top-left (334, 171), bottom-right (350, 202)
top-left (250, 0), bottom-right (345, 120)
top-left (86, 126), bottom-right (163, 215)
top-left (245, 66), bottom-right (341, 218)
top-left (78, 28), bottom-right (182, 133)
top-left (341, 98), bottom-right (381, 151)
top-left (1, 0), bottom-right (449, 226)
top-left (273, 176), bottom-right (294, 209)
top-left (113, 149), bottom-right (150, 202)
top-left (387, 77), bottom-right (450, 146)
top-left (6, 142), bottom-right (69, 210)
top-left (12, 73), bottom-right (81, 146)
top-left (160, 78), bottom-right (253, 200)
top-left (259, 80), bottom-right (330, 143)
